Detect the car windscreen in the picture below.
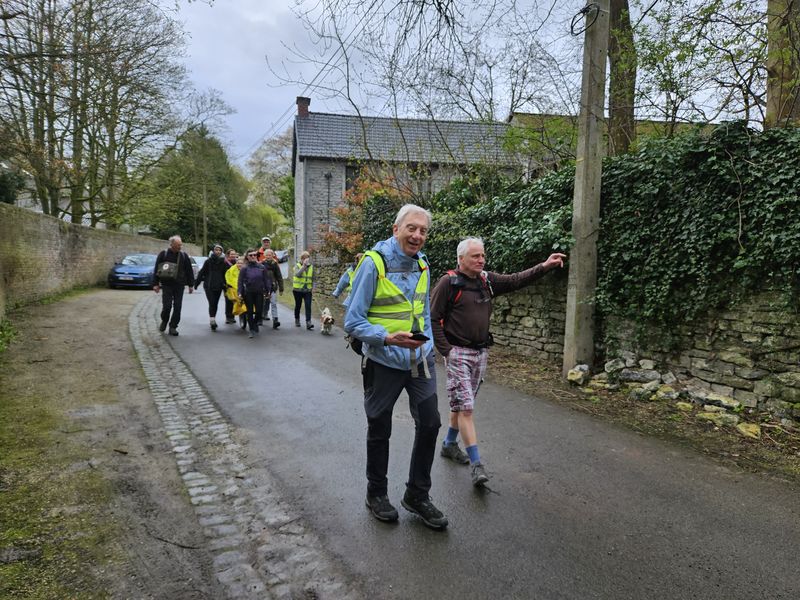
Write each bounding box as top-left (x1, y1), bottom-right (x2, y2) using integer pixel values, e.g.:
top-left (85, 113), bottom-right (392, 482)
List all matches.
top-left (121, 254), bottom-right (157, 266)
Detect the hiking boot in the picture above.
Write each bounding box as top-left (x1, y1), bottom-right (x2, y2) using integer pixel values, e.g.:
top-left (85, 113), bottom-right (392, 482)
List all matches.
top-left (272, 318), bottom-right (280, 330)
top-left (168, 327), bottom-right (179, 337)
top-left (159, 320), bottom-right (167, 332)
top-left (365, 495), bottom-right (398, 522)
top-left (441, 442), bottom-right (469, 465)
top-left (306, 322), bottom-right (314, 330)
top-left (401, 492), bottom-right (448, 530)
top-left (295, 319), bottom-right (301, 327)
top-left (210, 319), bottom-right (217, 331)
top-left (471, 463), bottom-right (489, 487)
top-left (225, 317), bottom-right (236, 324)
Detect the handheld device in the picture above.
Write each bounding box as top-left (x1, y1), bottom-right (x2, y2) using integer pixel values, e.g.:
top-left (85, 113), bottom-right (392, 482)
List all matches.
top-left (410, 332), bottom-right (429, 341)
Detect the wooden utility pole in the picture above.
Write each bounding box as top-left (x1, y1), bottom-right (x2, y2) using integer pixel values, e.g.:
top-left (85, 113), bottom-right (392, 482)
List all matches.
top-left (563, 0), bottom-right (610, 376)
top-left (202, 182), bottom-right (208, 254)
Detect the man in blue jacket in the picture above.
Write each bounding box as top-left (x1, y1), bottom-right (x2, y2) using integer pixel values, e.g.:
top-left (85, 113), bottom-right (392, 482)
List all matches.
top-left (344, 204), bottom-right (446, 530)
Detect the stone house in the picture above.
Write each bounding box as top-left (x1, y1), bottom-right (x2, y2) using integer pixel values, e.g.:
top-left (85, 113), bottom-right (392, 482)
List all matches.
top-left (291, 96), bottom-right (520, 259)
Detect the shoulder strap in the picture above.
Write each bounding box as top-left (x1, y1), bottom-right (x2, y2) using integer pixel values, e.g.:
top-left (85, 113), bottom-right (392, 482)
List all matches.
top-left (362, 250), bottom-right (387, 278)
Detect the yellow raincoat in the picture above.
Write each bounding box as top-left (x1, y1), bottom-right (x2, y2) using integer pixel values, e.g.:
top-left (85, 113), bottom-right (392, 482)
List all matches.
top-left (225, 264), bottom-right (246, 316)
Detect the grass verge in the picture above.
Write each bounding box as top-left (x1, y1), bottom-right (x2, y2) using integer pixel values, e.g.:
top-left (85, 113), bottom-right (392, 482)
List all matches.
top-left (0, 320), bottom-right (118, 599)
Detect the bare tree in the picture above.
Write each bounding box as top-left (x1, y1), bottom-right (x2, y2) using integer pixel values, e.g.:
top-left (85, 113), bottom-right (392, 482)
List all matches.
top-left (765, 0), bottom-right (800, 126)
top-left (247, 127), bottom-right (294, 206)
top-left (0, 0), bottom-right (192, 224)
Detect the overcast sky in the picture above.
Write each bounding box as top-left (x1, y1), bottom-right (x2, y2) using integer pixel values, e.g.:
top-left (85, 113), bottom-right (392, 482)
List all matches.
top-left (176, 0), bottom-right (340, 169)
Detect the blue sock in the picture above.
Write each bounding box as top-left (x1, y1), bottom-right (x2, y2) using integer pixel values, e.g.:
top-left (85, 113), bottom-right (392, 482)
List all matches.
top-left (444, 427), bottom-right (459, 446)
top-left (466, 445), bottom-right (480, 465)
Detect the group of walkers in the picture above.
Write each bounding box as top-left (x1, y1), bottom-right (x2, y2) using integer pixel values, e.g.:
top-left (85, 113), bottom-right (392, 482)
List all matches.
top-left (153, 235), bottom-right (316, 340)
top-left (153, 204), bottom-right (567, 532)
top-left (343, 204), bottom-right (566, 531)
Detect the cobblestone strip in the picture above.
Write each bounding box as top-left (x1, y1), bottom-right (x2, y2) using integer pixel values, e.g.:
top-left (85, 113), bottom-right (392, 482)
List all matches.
top-left (129, 295), bottom-right (361, 600)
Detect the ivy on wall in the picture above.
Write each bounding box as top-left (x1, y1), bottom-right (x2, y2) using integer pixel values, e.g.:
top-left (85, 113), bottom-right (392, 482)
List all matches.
top-left (425, 121), bottom-right (800, 329)
top-left (598, 122), bottom-right (800, 326)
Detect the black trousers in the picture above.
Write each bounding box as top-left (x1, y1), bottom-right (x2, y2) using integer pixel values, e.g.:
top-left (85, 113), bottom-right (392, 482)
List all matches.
top-left (224, 296), bottom-right (234, 320)
top-left (363, 354), bottom-right (441, 498)
top-left (160, 284), bottom-right (185, 328)
top-left (293, 290), bottom-right (312, 322)
top-left (204, 288), bottom-right (223, 318)
top-left (243, 291), bottom-right (264, 332)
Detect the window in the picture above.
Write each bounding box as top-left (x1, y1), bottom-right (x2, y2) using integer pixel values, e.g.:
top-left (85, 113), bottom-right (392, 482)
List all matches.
top-left (345, 165), bottom-right (360, 192)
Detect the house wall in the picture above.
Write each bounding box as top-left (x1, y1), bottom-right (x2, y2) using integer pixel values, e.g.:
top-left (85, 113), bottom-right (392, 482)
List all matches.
top-left (0, 203), bottom-right (199, 321)
top-left (294, 158), bottom-right (346, 257)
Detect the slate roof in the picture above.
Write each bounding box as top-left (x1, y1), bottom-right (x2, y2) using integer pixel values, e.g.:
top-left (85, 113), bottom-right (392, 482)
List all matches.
top-left (293, 112), bottom-right (516, 166)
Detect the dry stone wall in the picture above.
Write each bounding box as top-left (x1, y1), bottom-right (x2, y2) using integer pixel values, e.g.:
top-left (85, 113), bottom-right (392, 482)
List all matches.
top-left (603, 291), bottom-right (800, 420)
top-left (317, 254), bottom-right (799, 414)
top-left (0, 204), bottom-right (199, 320)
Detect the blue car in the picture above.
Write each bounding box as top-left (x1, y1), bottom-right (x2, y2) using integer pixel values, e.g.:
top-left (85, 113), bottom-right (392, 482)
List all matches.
top-left (107, 254), bottom-right (158, 289)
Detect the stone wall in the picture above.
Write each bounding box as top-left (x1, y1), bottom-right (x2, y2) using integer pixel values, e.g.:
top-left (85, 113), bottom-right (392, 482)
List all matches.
top-left (603, 292), bottom-right (800, 418)
top-left (314, 253), bottom-right (800, 412)
top-left (0, 204), bottom-right (199, 320)
top-left (490, 276), bottom-right (568, 363)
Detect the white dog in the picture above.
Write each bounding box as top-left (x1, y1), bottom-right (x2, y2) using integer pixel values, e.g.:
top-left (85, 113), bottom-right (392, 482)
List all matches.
top-left (320, 307), bottom-right (335, 335)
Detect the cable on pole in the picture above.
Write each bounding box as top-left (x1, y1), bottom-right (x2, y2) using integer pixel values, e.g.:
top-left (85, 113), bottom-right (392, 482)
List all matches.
top-left (570, 3), bottom-right (600, 36)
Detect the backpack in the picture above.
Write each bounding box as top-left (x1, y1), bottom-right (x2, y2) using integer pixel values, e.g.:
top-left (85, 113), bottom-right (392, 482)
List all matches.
top-left (440, 269), bottom-right (495, 348)
top-left (444, 269), bottom-right (493, 312)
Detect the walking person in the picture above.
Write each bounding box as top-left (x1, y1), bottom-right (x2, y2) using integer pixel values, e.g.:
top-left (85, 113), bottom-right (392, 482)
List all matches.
top-left (344, 204), bottom-right (447, 530)
top-left (260, 249), bottom-right (284, 329)
top-left (223, 249), bottom-right (238, 324)
top-left (430, 237), bottom-right (566, 487)
top-left (255, 236), bottom-right (272, 262)
top-left (226, 257), bottom-right (247, 329)
top-left (332, 253), bottom-right (364, 302)
top-left (292, 250), bottom-right (314, 330)
top-left (238, 249), bottom-right (272, 339)
top-left (194, 243), bottom-right (228, 331)
top-left (153, 235), bottom-right (194, 336)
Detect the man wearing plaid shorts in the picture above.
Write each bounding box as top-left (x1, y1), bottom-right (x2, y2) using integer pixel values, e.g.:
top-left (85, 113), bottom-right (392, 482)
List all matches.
top-left (430, 237), bottom-right (566, 487)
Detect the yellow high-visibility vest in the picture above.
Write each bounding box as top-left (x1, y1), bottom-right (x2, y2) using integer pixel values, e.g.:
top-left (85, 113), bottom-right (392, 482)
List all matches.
top-left (293, 263), bottom-right (313, 290)
top-left (363, 250), bottom-right (428, 333)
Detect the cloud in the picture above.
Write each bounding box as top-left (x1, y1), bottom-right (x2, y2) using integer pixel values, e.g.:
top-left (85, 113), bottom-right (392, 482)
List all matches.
top-left (178, 1), bottom-right (318, 166)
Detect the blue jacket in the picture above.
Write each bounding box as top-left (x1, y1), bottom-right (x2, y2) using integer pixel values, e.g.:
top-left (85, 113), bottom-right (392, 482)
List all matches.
top-left (344, 236), bottom-right (434, 370)
top-left (332, 266), bottom-right (354, 298)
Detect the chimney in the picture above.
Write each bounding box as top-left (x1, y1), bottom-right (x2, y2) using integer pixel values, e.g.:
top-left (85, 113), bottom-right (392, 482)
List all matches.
top-left (296, 96), bottom-right (311, 118)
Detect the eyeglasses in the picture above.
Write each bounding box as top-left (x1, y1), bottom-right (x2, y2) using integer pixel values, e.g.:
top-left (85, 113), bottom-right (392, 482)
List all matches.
top-left (247, 253), bottom-right (256, 257)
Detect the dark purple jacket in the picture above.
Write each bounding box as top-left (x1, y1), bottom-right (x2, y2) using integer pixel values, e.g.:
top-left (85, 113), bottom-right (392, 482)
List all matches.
top-left (238, 262), bottom-right (272, 296)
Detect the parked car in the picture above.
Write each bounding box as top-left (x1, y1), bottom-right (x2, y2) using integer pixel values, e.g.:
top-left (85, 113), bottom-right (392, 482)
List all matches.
top-left (107, 254), bottom-right (157, 289)
top-left (189, 255), bottom-right (200, 280)
top-left (274, 250), bottom-right (289, 263)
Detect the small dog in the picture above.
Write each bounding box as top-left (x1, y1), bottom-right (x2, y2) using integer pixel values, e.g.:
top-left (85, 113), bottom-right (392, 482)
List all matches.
top-left (320, 307), bottom-right (335, 335)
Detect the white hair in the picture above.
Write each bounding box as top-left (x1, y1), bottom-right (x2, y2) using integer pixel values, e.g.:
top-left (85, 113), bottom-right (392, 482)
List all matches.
top-left (394, 204), bottom-right (432, 229)
top-left (169, 235), bottom-right (182, 245)
top-left (456, 237), bottom-right (484, 262)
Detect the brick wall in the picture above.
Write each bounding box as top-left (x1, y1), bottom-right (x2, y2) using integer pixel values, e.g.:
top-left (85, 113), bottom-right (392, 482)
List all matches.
top-left (0, 204), bottom-right (199, 320)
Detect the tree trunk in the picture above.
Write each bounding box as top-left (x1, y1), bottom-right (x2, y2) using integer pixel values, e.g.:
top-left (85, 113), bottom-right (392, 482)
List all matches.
top-left (765, 0), bottom-right (800, 127)
top-left (608, 0), bottom-right (637, 155)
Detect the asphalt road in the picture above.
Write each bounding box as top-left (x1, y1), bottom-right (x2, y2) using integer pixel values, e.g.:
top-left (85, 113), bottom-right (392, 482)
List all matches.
top-left (167, 291), bottom-right (800, 600)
